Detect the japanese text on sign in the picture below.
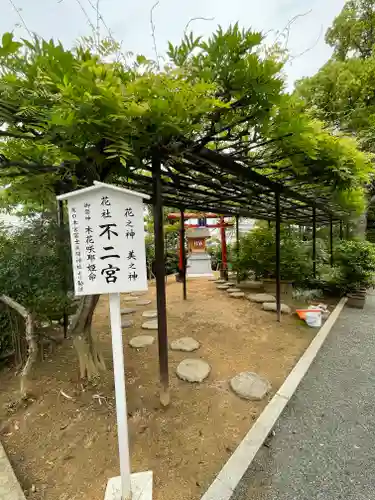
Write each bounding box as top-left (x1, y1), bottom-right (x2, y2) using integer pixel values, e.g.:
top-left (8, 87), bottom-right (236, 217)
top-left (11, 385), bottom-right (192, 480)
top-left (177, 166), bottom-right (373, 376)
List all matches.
top-left (65, 186), bottom-right (147, 296)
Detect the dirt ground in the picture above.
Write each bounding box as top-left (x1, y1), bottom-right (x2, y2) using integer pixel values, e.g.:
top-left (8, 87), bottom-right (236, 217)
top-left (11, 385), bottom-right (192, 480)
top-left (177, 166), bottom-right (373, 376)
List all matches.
top-left (0, 279), bottom-right (318, 500)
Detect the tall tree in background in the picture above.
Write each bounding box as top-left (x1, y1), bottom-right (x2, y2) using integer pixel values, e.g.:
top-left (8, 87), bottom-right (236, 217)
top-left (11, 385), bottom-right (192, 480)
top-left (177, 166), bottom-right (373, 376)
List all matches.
top-left (326, 0), bottom-right (375, 60)
top-left (296, 0), bottom-right (375, 235)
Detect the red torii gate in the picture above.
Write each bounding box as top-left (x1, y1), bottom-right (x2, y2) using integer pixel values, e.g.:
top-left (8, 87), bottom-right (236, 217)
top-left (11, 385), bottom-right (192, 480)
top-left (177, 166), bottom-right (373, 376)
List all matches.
top-left (167, 212), bottom-right (233, 286)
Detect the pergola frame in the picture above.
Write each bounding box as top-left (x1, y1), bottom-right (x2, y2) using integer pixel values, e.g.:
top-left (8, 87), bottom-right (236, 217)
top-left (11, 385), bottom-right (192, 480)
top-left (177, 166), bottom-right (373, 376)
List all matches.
top-left (115, 145), bottom-right (347, 404)
top-left (44, 138), bottom-right (348, 406)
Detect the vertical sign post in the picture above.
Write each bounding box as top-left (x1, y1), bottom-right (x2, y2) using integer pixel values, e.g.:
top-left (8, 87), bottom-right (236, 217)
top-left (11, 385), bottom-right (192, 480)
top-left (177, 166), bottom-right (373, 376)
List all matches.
top-left (57, 181), bottom-right (152, 500)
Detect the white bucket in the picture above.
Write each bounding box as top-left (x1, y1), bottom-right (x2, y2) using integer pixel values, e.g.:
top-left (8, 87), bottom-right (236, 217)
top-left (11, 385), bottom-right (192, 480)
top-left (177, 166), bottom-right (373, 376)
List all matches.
top-left (305, 310), bottom-right (322, 328)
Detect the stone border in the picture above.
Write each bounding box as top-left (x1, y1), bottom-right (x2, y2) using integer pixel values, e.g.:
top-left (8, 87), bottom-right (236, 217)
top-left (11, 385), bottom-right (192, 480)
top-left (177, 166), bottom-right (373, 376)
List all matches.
top-left (0, 442), bottom-right (26, 500)
top-left (200, 297), bottom-right (347, 500)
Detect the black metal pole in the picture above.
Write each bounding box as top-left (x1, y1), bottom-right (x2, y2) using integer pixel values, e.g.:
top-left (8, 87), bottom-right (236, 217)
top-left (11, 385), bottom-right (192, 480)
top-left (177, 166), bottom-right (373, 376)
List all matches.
top-left (340, 220), bottom-right (343, 240)
top-left (275, 191), bottom-right (281, 322)
top-left (57, 200), bottom-right (68, 339)
top-left (312, 206), bottom-right (316, 279)
top-left (180, 208), bottom-right (187, 300)
top-left (330, 217), bottom-right (334, 267)
top-left (152, 153), bottom-right (170, 407)
top-left (235, 215), bottom-right (240, 284)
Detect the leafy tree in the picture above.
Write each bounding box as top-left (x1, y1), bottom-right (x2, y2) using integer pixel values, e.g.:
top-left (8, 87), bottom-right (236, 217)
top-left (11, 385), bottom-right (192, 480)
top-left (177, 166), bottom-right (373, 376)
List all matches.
top-left (295, 0), bottom-right (375, 233)
top-left (326, 0), bottom-right (375, 60)
top-left (0, 25), bottom-right (371, 378)
top-left (0, 216), bottom-right (73, 319)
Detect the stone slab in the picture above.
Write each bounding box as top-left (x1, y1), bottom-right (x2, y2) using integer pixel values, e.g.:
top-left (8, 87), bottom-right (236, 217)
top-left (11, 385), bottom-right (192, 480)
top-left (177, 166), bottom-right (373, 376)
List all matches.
top-left (176, 358), bottom-right (211, 382)
top-left (123, 296), bottom-right (138, 302)
top-left (227, 288), bottom-right (242, 293)
top-left (142, 310), bottom-right (157, 318)
top-left (247, 293), bottom-right (276, 303)
top-left (121, 319), bottom-right (134, 328)
top-left (170, 337), bottom-right (200, 352)
top-left (262, 302), bottom-right (291, 314)
top-left (136, 299), bottom-right (152, 306)
top-left (129, 335), bottom-right (155, 348)
top-left (230, 371), bottom-right (271, 401)
top-left (217, 284), bottom-right (231, 290)
top-left (214, 279), bottom-right (227, 284)
top-left (0, 442), bottom-right (26, 500)
top-left (104, 471), bottom-right (153, 500)
top-left (121, 308), bottom-right (136, 315)
top-left (229, 292), bottom-right (245, 298)
top-left (142, 319), bottom-right (158, 330)
top-left (131, 291), bottom-right (148, 297)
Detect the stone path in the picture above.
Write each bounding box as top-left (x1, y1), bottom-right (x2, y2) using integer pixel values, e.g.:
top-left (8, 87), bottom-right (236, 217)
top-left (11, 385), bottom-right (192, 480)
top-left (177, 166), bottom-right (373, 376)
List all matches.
top-left (230, 372), bottom-right (271, 401)
top-left (231, 293), bottom-right (375, 500)
top-left (136, 299), bottom-right (152, 306)
top-left (121, 319), bottom-right (134, 328)
top-left (176, 359), bottom-right (211, 382)
top-left (121, 308), bottom-right (136, 315)
top-left (262, 302), bottom-right (291, 314)
top-left (129, 335), bottom-right (155, 348)
top-left (142, 310), bottom-right (157, 318)
top-left (142, 319), bottom-right (158, 330)
top-left (170, 337), bottom-right (200, 352)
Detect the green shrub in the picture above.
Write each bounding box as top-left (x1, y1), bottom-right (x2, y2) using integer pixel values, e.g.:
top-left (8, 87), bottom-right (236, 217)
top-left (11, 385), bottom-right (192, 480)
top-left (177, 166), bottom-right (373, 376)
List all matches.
top-left (234, 226), bottom-right (313, 286)
top-left (333, 239), bottom-right (375, 291)
top-left (0, 216), bottom-right (73, 321)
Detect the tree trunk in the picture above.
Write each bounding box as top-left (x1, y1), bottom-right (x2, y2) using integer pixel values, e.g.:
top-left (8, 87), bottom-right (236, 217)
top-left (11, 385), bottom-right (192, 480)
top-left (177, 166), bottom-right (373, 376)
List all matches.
top-left (69, 294), bottom-right (106, 379)
top-left (0, 294), bottom-right (37, 398)
top-left (353, 195), bottom-right (375, 239)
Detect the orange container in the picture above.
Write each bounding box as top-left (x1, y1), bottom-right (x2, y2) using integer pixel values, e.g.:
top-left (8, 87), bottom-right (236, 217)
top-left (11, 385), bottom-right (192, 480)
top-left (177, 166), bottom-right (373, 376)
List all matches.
top-left (296, 309), bottom-right (321, 320)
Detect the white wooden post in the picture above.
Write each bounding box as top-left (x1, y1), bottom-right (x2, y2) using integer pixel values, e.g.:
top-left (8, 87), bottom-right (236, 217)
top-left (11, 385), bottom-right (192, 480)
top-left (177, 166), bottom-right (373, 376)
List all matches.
top-left (57, 182), bottom-right (153, 500)
top-left (109, 292), bottom-right (131, 499)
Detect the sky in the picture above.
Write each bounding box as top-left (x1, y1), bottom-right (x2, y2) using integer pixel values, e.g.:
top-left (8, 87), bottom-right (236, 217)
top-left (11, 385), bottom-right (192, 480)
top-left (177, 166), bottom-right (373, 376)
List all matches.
top-left (2, 0), bottom-right (346, 89)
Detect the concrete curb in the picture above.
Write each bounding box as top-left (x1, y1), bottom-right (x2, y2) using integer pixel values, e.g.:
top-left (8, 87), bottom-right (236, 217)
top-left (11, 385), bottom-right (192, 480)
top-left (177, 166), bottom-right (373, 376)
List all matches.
top-left (200, 297), bottom-right (347, 500)
top-left (0, 442), bottom-right (26, 500)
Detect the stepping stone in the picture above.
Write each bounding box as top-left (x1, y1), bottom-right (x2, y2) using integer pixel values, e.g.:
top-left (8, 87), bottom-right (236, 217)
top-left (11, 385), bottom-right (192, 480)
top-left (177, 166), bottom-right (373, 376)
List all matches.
top-left (230, 372), bottom-right (271, 400)
top-left (217, 284), bottom-right (230, 290)
top-left (142, 310), bottom-right (157, 318)
top-left (229, 292), bottom-right (245, 298)
top-left (121, 308), bottom-right (136, 315)
top-left (124, 296), bottom-right (138, 302)
top-left (121, 319), bottom-right (134, 328)
top-left (262, 302), bottom-right (291, 314)
top-left (129, 335), bottom-right (155, 348)
top-left (176, 359), bottom-right (211, 383)
top-left (247, 293), bottom-right (276, 303)
top-left (226, 282), bottom-right (236, 287)
top-left (214, 279), bottom-right (227, 284)
top-left (227, 288), bottom-right (242, 293)
top-left (170, 337), bottom-right (200, 352)
top-left (131, 291), bottom-right (147, 296)
top-left (142, 319), bottom-right (158, 330)
top-left (136, 299), bottom-right (152, 306)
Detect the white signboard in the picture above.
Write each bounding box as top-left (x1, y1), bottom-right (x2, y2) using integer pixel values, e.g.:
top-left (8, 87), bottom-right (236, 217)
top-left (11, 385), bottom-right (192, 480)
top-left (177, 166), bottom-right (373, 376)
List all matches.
top-left (57, 182), bottom-right (153, 500)
top-left (62, 182), bottom-right (148, 296)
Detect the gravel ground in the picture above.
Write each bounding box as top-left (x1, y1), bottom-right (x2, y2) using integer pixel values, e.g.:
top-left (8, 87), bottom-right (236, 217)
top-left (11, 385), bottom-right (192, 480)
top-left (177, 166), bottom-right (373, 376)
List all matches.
top-left (231, 293), bottom-right (375, 500)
